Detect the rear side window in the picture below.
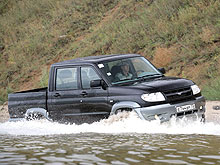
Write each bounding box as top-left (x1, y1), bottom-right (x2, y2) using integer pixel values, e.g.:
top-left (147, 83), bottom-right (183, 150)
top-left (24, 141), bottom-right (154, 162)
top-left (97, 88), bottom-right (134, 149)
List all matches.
top-left (56, 68), bottom-right (78, 90)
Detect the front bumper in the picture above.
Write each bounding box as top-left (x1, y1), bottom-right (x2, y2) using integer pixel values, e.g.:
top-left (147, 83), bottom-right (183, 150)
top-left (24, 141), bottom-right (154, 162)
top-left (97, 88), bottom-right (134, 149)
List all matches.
top-left (134, 96), bottom-right (205, 122)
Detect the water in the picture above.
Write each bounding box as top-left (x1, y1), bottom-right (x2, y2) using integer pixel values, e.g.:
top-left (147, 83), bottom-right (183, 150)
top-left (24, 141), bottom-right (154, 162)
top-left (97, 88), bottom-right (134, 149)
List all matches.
top-left (0, 112), bottom-right (220, 164)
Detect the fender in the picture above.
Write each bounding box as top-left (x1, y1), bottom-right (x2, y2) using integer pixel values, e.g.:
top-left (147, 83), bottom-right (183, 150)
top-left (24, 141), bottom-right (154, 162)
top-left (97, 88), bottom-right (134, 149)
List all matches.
top-left (110, 101), bottom-right (141, 115)
top-left (25, 108), bottom-right (52, 121)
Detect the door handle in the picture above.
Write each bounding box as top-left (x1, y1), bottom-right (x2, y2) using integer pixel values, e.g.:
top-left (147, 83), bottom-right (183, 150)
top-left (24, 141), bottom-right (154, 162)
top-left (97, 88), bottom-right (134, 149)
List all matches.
top-left (80, 91), bottom-right (88, 97)
top-left (54, 93), bottom-right (61, 97)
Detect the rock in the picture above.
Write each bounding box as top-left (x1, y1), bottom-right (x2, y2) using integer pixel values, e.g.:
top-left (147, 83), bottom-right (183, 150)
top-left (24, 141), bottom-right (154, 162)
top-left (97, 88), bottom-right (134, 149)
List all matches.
top-left (213, 105), bottom-right (220, 110)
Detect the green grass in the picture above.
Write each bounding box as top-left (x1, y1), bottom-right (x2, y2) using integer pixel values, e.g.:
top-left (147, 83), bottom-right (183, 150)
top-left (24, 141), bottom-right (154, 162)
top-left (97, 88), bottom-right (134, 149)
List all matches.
top-left (203, 78), bottom-right (220, 101)
top-left (0, 0), bottom-right (220, 104)
top-left (39, 67), bottom-right (49, 87)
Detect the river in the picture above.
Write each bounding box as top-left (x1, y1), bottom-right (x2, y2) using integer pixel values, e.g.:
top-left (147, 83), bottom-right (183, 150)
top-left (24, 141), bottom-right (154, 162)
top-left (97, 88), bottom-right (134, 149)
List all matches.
top-left (0, 111), bottom-right (220, 164)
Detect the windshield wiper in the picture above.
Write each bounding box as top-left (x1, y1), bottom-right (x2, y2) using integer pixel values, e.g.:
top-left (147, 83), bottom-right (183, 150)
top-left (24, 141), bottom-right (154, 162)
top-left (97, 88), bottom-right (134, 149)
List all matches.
top-left (137, 74), bottom-right (163, 80)
top-left (112, 78), bottom-right (137, 85)
top-left (113, 74), bottom-right (163, 85)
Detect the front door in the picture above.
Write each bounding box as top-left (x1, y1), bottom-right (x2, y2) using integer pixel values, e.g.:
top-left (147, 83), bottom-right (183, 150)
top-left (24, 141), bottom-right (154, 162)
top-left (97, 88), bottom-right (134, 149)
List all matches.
top-left (79, 66), bottom-right (110, 123)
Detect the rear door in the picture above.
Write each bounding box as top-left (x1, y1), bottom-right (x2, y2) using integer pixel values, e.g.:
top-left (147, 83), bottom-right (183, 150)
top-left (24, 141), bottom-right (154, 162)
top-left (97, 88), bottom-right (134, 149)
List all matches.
top-left (48, 66), bottom-right (82, 122)
top-left (79, 66), bottom-right (110, 123)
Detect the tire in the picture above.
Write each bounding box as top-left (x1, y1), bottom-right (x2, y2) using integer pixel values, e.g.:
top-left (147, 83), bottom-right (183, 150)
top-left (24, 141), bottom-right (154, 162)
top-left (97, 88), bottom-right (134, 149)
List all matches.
top-left (25, 112), bottom-right (45, 121)
top-left (115, 108), bottom-right (132, 114)
top-left (201, 114), bottom-right (205, 123)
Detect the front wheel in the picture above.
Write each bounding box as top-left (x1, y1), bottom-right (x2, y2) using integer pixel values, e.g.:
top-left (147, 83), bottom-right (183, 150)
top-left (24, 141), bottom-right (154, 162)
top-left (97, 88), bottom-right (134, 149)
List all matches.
top-left (115, 108), bottom-right (132, 114)
top-left (200, 114), bottom-right (205, 123)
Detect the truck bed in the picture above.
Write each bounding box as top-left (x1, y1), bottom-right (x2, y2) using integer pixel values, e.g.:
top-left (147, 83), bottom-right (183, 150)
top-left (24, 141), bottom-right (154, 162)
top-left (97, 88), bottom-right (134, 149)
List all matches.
top-left (8, 87), bottom-right (47, 119)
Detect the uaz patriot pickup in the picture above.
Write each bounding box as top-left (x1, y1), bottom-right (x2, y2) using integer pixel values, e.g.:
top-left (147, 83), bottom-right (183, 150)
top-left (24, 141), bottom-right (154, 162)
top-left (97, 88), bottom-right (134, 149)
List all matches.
top-left (8, 54), bottom-right (205, 124)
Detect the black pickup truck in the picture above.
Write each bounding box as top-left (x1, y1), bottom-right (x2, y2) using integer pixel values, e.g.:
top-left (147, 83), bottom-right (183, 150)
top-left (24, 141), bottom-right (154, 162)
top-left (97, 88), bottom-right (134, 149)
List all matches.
top-left (8, 54), bottom-right (205, 124)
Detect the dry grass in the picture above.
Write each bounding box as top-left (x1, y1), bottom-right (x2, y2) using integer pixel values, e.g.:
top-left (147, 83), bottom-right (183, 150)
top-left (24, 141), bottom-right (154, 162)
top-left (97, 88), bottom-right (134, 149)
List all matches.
top-left (183, 62), bottom-right (210, 85)
top-left (152, 47), bottom-right (176, 68)
top-left (200, 27), bottom-right (214, 43)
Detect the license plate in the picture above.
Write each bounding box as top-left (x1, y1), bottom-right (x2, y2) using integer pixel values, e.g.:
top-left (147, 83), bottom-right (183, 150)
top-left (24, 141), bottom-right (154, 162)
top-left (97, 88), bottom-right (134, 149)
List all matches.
top-left (176, 104), bottom-right (196, 113)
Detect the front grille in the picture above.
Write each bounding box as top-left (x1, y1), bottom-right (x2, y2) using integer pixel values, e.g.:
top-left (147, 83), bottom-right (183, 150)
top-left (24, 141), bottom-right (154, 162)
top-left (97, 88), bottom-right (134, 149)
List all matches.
top-left (163, 87), bottom-right (194, 104)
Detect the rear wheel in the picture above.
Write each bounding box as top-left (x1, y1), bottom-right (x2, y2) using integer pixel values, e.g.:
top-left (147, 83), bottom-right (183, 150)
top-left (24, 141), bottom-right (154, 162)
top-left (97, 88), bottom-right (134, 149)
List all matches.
top-left (25, 112), bottom-right (45, 121)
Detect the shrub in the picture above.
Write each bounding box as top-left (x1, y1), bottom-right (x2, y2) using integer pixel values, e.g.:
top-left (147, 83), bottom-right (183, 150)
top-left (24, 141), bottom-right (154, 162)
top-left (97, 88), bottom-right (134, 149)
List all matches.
top-left (152, 47), bottom-right (176, 68)
top-left (203, 78), bottom-right (220, 101)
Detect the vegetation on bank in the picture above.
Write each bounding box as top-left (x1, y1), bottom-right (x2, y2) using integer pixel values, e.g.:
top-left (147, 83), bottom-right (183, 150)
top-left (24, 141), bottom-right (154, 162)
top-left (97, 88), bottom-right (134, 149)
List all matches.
top-left (0, 0), bottom-right (220, 104)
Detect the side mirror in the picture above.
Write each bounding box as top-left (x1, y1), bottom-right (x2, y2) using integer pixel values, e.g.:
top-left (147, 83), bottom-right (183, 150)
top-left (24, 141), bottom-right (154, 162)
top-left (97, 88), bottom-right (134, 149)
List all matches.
top-left (158, 68), bottom-right (166, 74)
top-left (90, 79), bottom-right (107, 90)
top-left (90, 79), bottom-right (102, 88)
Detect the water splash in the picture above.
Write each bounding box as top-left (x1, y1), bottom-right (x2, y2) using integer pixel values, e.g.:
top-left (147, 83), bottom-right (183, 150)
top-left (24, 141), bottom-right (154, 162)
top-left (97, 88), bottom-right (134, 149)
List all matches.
top-left (0, 111), bottom-right (220, 136)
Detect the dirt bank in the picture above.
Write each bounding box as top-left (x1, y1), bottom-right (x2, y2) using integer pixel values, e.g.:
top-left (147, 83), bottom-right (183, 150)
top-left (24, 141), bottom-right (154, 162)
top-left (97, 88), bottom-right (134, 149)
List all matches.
top-left (205, 101), bottom-right (220, 123)
top-left (1, 101), bottom-right (220, 123)
top-left (0, 102), bottom-right (9, 123)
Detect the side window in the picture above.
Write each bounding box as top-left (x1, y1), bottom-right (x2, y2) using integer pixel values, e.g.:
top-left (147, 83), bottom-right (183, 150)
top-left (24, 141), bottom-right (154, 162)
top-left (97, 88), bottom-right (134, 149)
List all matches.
top-left (81, 67), bottom-right (100, 89)
top-left (56, 68), bottom-right (78, 90)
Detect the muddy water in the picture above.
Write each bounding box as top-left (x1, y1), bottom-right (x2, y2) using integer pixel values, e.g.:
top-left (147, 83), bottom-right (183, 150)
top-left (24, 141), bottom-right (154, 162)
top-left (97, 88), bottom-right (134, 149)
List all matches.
top-left (0, 112), bottom-right (220, 164)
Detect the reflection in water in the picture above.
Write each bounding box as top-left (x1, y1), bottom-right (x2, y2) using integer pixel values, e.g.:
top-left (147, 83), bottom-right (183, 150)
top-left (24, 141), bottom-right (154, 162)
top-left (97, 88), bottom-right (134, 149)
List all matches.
top-left (0, 112), bottom-right (220, 164)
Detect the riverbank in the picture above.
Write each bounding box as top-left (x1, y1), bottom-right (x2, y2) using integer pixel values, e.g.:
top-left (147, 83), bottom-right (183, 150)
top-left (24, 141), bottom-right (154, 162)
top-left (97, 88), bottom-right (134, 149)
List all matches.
top-left (0, 102), bottom-right (9, 123)
top-left (204, 101), bottom-right (220, 124)
top-left (1, 101), bottom-right (220, 123)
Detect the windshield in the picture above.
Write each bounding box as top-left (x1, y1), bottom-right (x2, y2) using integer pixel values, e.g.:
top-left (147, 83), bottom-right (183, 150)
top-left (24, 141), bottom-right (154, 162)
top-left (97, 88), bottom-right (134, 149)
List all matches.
top-left (98, 56), bottom-right (162, 85)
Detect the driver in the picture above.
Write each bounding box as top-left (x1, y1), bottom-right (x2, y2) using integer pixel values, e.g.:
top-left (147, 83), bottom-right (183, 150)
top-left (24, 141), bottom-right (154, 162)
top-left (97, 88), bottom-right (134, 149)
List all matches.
top-left (115, 61), bottom-right (132, 80)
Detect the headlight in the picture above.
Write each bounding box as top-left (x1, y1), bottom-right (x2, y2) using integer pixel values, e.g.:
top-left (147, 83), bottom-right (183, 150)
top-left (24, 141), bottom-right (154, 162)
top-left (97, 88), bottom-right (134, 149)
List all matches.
top-left (191, 85), bottom-right (200, 95)
top-left (141, 92), bottom-right (165, 102)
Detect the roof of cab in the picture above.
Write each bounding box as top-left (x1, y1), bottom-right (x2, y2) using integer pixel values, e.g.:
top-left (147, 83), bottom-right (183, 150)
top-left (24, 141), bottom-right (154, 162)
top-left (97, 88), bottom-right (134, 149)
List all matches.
top-left (52, 54), bottom-right (141, 66)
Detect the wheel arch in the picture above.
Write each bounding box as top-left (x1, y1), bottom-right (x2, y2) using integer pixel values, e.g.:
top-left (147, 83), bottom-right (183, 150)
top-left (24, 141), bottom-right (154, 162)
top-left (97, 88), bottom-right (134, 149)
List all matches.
top-left (110, 101), bottom-right (141, 115)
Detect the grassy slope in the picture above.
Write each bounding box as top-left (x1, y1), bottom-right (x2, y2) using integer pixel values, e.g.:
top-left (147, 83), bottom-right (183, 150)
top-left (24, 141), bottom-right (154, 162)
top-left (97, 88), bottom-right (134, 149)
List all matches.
top-left (0, 0), bottom-right (219, 104)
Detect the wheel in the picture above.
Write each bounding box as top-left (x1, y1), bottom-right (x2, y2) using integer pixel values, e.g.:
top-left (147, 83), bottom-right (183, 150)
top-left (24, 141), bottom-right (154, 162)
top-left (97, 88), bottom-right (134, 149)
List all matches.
top-left (25, 112), bottom-right (45, 121)
top-left (115, 109), bottom-right (122, 114)
top-left (115, 108), bottom-right (132, 114)
top-left (200, 114), bottom-right (205, 123)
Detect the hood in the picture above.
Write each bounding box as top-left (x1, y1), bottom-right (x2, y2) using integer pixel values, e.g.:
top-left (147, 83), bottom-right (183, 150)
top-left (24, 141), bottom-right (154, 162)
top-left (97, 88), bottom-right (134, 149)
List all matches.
top-left (129, 76), bottom-right (194, 92)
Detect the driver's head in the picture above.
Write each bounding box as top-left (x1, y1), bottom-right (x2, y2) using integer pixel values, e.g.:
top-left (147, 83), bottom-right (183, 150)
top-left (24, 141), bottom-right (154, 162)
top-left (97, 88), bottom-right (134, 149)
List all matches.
top-left (120, 62), bottom-right (129, 73)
